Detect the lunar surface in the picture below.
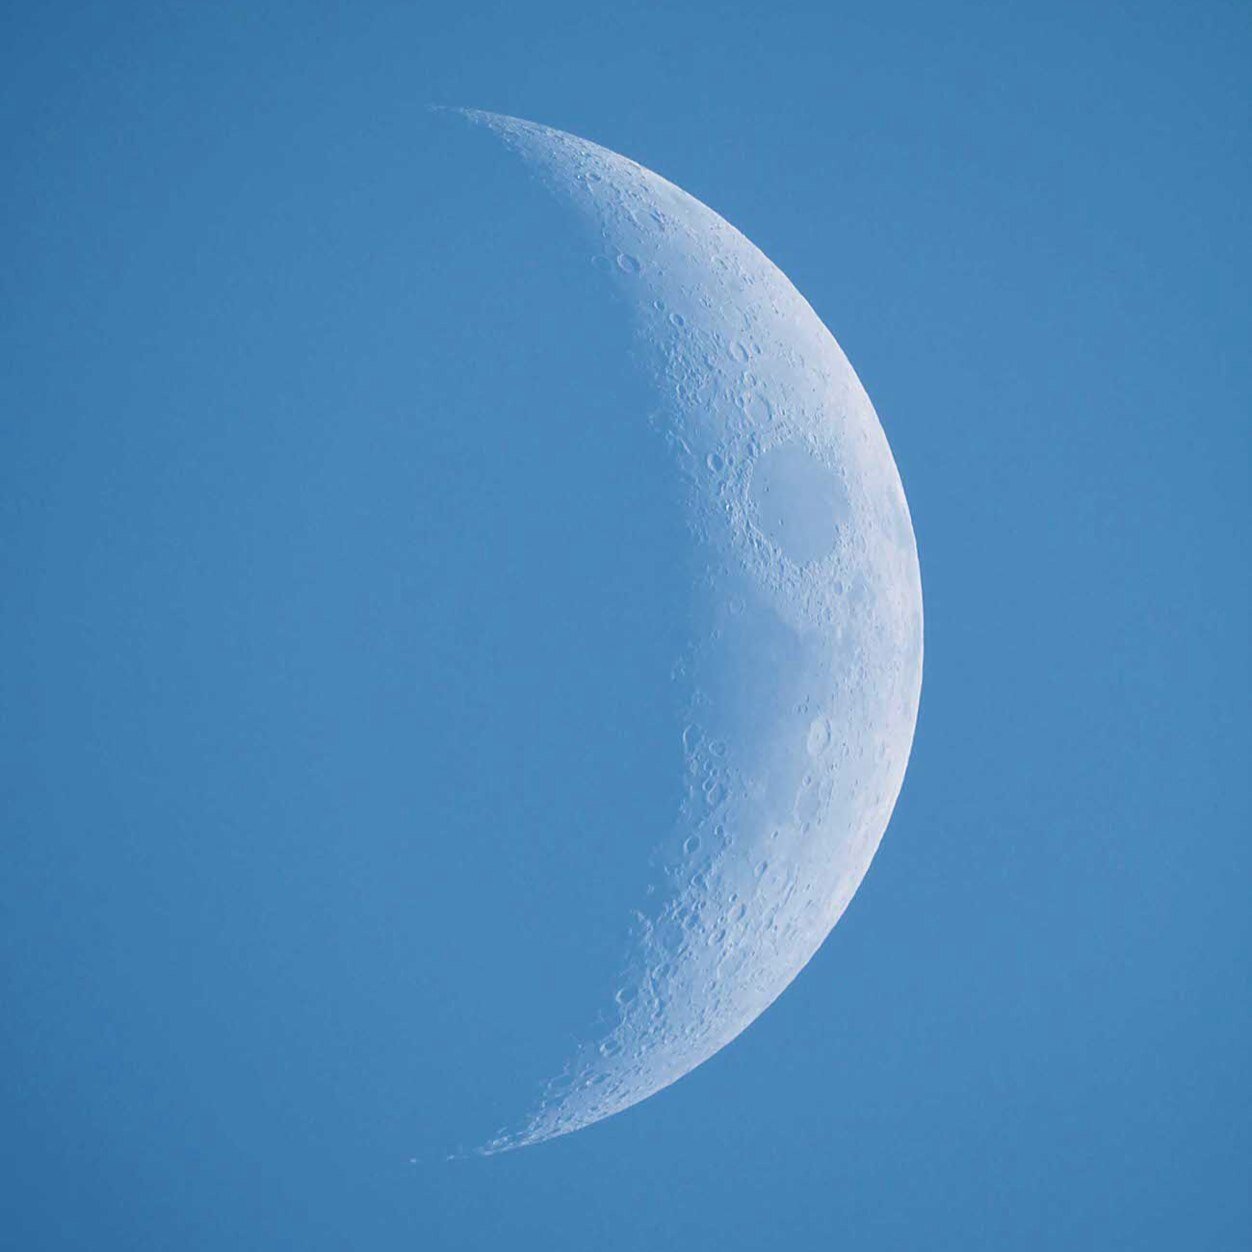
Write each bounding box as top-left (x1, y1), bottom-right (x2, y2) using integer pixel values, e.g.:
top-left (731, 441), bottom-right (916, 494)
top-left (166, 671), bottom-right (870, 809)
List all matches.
top-left (456, 111), bottom-right (923, 1153)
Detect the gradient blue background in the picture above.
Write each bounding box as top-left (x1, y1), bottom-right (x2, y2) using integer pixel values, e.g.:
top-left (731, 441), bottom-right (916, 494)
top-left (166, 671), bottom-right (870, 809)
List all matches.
top-left (3, 3), bottom-right (1248, 1248)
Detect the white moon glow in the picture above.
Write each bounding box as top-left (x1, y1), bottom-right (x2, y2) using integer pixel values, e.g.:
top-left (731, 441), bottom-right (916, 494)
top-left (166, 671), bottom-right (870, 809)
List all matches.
top-left (459, 111), bottom-right (923, 1153)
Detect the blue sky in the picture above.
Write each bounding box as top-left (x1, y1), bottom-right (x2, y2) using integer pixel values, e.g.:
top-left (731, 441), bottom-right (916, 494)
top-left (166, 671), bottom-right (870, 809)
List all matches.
top-left (3, 3), bottom-right (1248, 1248)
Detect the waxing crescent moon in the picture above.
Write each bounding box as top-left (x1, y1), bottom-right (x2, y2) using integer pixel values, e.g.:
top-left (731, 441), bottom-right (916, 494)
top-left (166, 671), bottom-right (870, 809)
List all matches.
top-left (455, 111), bottom-right (923, 1153)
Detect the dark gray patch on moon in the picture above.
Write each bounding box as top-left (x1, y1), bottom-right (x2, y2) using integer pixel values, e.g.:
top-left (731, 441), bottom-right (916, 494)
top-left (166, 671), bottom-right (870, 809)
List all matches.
top-left (749, 443), bottom-right (849, 565)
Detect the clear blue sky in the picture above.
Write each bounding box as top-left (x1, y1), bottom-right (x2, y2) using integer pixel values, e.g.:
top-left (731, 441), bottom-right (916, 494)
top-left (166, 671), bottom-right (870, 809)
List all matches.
top-left (3, 3), bottom-right (1248, 1249)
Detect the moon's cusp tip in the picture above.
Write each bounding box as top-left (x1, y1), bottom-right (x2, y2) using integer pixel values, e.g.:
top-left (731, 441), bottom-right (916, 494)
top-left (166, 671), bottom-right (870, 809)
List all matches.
top-left (426, 103), bottom-right (477, 124)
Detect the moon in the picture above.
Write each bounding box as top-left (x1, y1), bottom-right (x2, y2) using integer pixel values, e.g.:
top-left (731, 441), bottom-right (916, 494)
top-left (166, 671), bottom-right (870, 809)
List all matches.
top-left (454, 111), bottom-right (923, 1153)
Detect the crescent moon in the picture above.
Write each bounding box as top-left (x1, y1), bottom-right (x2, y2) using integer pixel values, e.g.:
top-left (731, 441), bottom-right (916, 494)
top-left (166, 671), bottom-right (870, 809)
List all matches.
top-left (456, 111), bottom-right (923, 1153)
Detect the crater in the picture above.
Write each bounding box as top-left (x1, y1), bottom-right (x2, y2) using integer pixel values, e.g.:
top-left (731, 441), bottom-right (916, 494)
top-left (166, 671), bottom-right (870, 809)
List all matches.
top-left (749, 442), bottom-right (849, 565)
